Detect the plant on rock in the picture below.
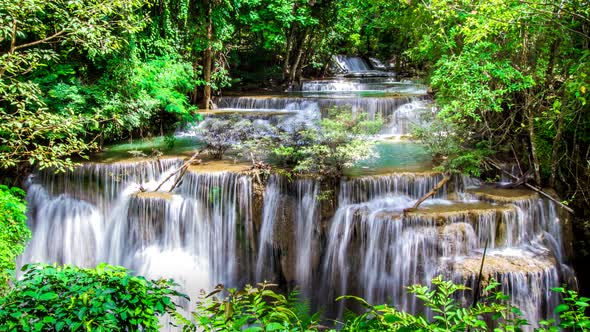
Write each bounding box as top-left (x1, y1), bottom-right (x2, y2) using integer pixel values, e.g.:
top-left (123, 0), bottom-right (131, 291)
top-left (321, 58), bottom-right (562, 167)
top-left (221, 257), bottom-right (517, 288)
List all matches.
top-left (269, 107), bottom-right (382, 178)
top-left (195, 117), bottom-right (269, 159)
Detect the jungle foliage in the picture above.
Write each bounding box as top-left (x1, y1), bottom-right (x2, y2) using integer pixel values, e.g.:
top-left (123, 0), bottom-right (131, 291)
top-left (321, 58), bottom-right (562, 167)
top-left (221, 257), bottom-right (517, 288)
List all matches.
top-left (0, 264), bottom-right (588, 331)
top-left (0, 264), bottom-right (183, 331)
top-left (0, 185), bottom-right (30, 294)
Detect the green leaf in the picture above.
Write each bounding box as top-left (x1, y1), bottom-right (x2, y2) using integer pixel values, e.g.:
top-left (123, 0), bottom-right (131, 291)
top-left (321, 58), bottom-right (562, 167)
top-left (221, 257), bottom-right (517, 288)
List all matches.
top-left (265, 322), bottom-right (284, 331)
top-left (39, 292), bottom-right (58, 301)
top-left (555, 304), bottom-right (569, 313)
top-left (243, 327), bottom-right (264, 332)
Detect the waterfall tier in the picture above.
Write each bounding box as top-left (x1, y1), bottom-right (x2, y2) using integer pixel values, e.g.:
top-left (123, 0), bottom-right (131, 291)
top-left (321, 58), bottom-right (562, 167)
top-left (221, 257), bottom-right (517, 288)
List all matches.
top-left (21, 74), bottom-right (575, 330)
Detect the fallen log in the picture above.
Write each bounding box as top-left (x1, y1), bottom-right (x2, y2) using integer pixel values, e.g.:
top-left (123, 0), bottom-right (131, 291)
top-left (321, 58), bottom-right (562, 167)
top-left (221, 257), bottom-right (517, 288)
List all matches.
top-left (403, 174), bottom-right (451, 215)
top-left (152, 149), bottom-right (204, 193)
top-left (487, 159), bottom-right (574, 214)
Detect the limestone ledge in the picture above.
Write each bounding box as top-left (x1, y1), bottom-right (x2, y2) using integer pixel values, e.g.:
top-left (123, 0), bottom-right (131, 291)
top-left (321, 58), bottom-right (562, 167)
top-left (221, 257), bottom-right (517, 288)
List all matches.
top-left (465, 186), bottom-right (538, 203)
top-left (133, 191), bottom-right (175, 201)
top-left (364, 202), bottom-right (514, 226)
top-left (451, 249), bottom-right (556, 276)
top-left (187, 160), bottom-right (252, 174)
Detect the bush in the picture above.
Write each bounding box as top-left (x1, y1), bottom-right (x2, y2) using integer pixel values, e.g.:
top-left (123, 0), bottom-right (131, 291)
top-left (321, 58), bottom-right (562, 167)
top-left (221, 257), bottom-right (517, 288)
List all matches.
top-left (271, 107), bottom-right (382, 178)
top-left (0, 263), bottom-right (184, 331)
top-left (188, 277), bottom-right (589, 332)
top-left (338, 276), bottom-right (527, 331)
top-left (0, 185), bottom-right (30, 293)
top-left (185, 282), bottom-right (319, 332)
top-left (539, 287), bottom-right (590, 331)
top-left (413, 115), bottom-right (493, 177)
top-left (196, 117), bottom-right (265, 159)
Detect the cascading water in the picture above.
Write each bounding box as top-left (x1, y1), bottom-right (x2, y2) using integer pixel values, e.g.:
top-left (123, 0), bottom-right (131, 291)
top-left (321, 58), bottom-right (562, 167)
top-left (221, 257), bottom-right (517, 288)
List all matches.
top-left (255, 175), bottom-right (283, 281)
top-left (387, 99), bottom-right (435, 135)
top-left (21, 72), bottom-right (575, 331)
top-left (294, 179), bottom-right (320, 290)
top-left (339, 173), bottom-right (449, 204)
top-left (22, 163), bottom-right (253, 308)
top-left (300, 77), bottom-right (397, 92)
top-left (254, 176), bottom-right (321, 295)
top-left (335, 55), bottom-right (373, 72)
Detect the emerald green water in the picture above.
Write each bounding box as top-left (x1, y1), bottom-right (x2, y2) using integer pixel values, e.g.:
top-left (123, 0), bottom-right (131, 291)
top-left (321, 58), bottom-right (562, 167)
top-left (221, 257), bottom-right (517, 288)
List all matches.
top-left (96, 135), bottom-right (432, 176)
top-left (93, 136), bottom-right (203, 163)
top-left (346, 141), bottom-right (433, 176)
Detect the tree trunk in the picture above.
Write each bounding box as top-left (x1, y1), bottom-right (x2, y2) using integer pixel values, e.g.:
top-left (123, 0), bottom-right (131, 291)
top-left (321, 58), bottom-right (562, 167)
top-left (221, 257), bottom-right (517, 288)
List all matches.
top-left (282, 25), bottom-right (295, 81)
top-left (550, 95), bottom-right (566, 187)
top-left (202, 0), bottom-right (213, 110)
top-left (295, 34), bottom-right (313, 84)
top-left (527, 105), bottom-right (542, 185)
top-left (191, 59), bottom-right (201, 104)
top-left (289, 28), bottom-right (310, 86)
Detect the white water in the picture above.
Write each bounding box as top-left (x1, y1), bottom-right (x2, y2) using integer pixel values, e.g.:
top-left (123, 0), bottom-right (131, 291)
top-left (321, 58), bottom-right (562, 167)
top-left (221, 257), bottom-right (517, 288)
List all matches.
top-left (255, 175), bottom-right (282, 281)
top-left (20, 74), bottom-right (575, 331)
top-left (335, 55), bottom-right (372, 72)
top-left (294, 179), bottom-right (320, 291)
top-left (22, 165), bottom-right (253, 305)
top-left (387, 99), bottom-right (434, 135)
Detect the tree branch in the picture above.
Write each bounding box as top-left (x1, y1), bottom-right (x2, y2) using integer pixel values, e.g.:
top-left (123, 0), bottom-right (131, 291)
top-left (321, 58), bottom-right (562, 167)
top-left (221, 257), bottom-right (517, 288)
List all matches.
top-left (13, 30), bottom-right (67, 51)
top-left (487, 159), bottom-right (575, 214)
top-left (403, 173), bottom-right (450, 215)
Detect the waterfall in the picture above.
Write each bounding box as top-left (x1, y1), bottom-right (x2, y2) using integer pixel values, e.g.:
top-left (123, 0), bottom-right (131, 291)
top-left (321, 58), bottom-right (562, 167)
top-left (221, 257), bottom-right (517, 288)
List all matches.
top-left (294, 179), bottom-right (320, 290)
top-left (452, 248), bottom-right (561, 327)
top-left (255, 175), bottom-right (282, 281)
top-left (387, 100), bottom-right (434, 135)
top-left (300, 78), bottom-right (397, 92)
top-left (320, 174), bottom-right (571, 328)
top-left (22, 162), bottom-right (253, 302)
top-left (30, 158), bottom-right (183, 211)
top-left (178, 171), bottom-right (253, 287)
top-left (339, 173), bottom-right (448, 204)
top-left (23, 184), bottom-right (103, 267)
top-left (20, 73), bottom-right (575, 330)
top-left (335, 55), bottom-right (373, 72)
top-left (322, 195), bottom-right (436, 315)
top-left (215, 96), bottom-right (427, 125)
top-left (254, 176), bottom-right (321, 294)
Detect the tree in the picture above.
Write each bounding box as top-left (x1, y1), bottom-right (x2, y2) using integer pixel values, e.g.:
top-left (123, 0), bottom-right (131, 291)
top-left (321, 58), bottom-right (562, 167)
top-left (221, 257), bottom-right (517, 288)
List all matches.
top-left (292, 109), bottom-right (380, 178)
top-left (0, 0), bottom-right (148, 172)
top-left (0, 185), bottom-right (30, 294)
top-left (393, 0), bottom-right (589, 214)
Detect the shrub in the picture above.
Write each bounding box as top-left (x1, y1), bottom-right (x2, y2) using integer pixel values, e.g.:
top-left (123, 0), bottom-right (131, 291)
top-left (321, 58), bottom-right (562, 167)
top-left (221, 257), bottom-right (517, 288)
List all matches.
top-left (538, 287), bottom-right (590, 331)
top-left (337, 276), bottom-right (528, 331)
top-left (0, 263), bottom-right (184, 331)
top-left (196, 117), bottom-right (261, 159)
top-left (188, 277), bottom-right (589, 332)
top-left (271, 107), bottom-right (382, 178)
top-left (186, 283), bottom-right (320, 332)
